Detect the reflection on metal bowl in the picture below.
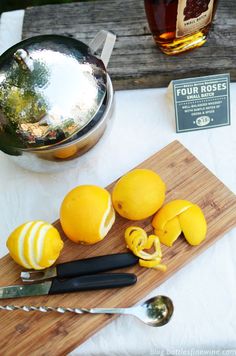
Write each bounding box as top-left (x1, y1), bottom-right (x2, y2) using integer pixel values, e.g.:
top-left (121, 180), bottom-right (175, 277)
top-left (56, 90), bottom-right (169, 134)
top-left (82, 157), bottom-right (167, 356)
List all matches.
top-left (8, 75), bottom-right (114, 173)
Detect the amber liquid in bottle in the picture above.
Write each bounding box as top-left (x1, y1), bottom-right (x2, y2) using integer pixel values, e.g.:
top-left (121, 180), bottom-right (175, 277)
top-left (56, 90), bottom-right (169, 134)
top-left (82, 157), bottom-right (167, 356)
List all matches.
top-left (144, 0), bottom-right (218, 55)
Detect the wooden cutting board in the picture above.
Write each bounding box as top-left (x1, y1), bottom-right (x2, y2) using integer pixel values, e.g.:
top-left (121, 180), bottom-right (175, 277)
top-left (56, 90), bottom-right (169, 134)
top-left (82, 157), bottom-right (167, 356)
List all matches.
top-left (22, 0), bottom-right (236, 90)
top-left (0, 140), bottom-right (236, 355)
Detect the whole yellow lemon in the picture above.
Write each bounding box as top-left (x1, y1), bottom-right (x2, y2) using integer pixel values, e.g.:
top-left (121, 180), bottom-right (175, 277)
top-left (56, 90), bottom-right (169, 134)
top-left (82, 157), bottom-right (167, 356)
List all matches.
top-left (112, 169), bottom-right (166, 220)
top-left (60, 185), bottom-right (115, 244)
top-left (6, 221), bottom-right (64, 270)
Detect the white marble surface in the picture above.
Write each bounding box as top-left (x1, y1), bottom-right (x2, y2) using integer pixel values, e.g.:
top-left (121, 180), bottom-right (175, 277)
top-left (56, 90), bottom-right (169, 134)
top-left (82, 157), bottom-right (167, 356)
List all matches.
top-left (0, 10), bottom-right (236, 356)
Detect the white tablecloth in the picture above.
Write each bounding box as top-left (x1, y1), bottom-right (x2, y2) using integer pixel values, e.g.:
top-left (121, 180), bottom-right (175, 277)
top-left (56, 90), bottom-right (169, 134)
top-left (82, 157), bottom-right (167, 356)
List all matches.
top-left (0, 10), bottom-right (236, 356)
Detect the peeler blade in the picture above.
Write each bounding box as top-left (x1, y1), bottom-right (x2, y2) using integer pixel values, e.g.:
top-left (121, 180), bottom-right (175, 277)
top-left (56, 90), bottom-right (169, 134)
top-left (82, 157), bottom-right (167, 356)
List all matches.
top-left (21, 267), bottom-right (57, 283)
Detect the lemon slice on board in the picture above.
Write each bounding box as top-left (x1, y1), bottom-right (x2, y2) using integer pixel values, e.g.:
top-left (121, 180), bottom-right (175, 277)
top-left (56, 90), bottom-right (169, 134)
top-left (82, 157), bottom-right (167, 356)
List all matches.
top-left (152, 199), bottom-right (207, 246)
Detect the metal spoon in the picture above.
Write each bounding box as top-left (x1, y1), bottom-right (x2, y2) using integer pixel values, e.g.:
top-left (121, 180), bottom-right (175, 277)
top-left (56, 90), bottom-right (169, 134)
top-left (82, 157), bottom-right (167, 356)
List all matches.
top-left (0, 295), bottom-right (173, 327)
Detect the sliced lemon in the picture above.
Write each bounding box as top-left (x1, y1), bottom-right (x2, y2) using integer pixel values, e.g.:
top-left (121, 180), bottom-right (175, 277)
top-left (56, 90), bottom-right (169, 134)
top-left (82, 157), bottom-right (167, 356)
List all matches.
top-left (152, 199), bottom-right (192, 230)
top-left (152, 200), bottom-right (207, 246)
top-left (154, 216), bottom-right (181, 247)
top-left (179, 205), bottom-right (207, 246)
top-left (60, 185), bottom-right (115, 244)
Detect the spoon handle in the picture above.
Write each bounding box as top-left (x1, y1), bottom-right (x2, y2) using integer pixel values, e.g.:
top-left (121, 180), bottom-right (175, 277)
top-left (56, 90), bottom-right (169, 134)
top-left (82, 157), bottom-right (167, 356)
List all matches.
top-left (0, 305), bottom-right (86, 314)
top-left (86, 307), bottom-right (129, 315)
top-left (0, 305), bottom-right (129, 315)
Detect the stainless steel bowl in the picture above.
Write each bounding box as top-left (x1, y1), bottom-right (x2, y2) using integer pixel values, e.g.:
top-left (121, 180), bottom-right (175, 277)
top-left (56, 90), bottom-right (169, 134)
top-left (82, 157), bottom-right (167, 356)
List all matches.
top-left (0, 31), bottom-right (116, 154)
top-left (8, 75), bottom-right (114, 173)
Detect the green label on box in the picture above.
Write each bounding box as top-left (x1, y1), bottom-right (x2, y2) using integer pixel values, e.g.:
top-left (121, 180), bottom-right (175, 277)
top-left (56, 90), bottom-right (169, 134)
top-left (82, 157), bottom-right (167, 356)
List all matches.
top-left (172, 74), bottom-right (231, 133)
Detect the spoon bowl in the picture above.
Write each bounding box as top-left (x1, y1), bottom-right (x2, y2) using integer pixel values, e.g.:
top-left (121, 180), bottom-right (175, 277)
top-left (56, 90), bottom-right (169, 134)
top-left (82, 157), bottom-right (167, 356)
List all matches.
top-left (137, 295), bottom-right (174, 327)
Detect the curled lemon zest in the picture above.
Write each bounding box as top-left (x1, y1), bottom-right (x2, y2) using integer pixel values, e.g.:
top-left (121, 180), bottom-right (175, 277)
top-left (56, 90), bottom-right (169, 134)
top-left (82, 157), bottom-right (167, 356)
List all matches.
top-left (124, 226), bottom-right (167, 271)
top-left (125, 226), bottom-right (147, 253)
top-left (139, 259), bottom-right (167, 271)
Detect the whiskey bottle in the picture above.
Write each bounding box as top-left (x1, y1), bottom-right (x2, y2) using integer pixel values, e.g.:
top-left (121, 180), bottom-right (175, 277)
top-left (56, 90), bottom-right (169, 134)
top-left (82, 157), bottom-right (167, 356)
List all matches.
top-left (144, 0), bottom-right (218, 55)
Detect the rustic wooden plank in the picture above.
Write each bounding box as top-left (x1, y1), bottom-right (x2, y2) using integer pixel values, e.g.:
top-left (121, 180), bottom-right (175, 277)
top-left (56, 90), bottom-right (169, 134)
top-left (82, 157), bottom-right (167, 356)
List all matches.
top-left (22, 0), bottom-right (236, 90)
top-left (0, 140), bottom-right (236, 355)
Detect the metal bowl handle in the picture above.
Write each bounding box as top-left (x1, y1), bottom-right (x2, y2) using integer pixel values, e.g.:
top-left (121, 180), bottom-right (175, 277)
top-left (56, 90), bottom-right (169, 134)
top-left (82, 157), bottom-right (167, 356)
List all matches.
top-left (89, 30), bottom-right (116, 68)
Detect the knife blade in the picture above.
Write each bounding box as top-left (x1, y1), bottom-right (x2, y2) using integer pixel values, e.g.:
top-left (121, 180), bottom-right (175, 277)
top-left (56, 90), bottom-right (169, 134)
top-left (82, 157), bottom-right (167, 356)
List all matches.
top-left (0, 273), bottom-right (137, 299)
top-left (21, 252), bottom-right (139, 282)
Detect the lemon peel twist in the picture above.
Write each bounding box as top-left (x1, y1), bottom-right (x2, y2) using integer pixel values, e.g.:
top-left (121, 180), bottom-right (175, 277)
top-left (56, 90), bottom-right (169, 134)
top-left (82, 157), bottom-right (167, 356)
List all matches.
top-left (124, 226), bottom-right (166, 271)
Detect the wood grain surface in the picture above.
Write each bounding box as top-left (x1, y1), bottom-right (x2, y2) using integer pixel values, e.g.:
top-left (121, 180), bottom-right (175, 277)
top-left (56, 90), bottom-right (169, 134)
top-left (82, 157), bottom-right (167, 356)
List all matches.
top-left (22, 0), bottom-right (236, 90)
top-left (0, 140), bottom-right (236, 355)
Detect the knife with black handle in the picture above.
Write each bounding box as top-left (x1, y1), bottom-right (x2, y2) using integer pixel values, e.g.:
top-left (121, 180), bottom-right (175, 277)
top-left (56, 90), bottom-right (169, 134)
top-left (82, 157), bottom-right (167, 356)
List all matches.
top-left (0, 273), bottom-right (137, 299)
top-left (21, 252), bottom-right (139, 282)
top-left (49, 273), bottom-right (137, 294)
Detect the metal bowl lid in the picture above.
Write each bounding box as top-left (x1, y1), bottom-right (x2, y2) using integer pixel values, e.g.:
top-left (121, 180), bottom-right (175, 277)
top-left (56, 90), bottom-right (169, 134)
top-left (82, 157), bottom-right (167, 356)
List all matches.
top-left (0, 32), bottom-right (115, 153)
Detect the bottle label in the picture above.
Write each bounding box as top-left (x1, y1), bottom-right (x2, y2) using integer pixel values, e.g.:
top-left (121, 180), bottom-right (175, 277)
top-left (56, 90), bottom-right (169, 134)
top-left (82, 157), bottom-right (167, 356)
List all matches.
top-left (176, 0), bottom-right (215, 38)
top-left (172, 73), bottom-right (231, 133)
